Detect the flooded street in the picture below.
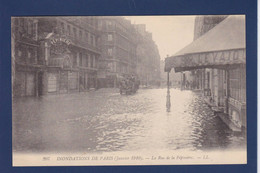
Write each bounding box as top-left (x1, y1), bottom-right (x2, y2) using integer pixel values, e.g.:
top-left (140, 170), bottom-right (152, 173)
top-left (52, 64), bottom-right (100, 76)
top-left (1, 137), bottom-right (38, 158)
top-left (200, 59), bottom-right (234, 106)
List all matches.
top-left (13, 88), bottom-right (246, 153)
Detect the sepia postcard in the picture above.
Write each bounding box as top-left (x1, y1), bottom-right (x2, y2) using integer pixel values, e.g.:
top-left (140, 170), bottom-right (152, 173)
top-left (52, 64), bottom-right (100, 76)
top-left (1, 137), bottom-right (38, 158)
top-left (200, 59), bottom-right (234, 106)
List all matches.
top-left (12, 15), bottom-right (247, 166)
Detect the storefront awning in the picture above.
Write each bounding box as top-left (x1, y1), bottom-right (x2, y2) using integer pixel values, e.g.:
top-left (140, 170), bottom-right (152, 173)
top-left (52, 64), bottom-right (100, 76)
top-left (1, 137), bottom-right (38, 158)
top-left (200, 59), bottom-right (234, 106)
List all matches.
top-left (165, 15), bottom-right (246, 72)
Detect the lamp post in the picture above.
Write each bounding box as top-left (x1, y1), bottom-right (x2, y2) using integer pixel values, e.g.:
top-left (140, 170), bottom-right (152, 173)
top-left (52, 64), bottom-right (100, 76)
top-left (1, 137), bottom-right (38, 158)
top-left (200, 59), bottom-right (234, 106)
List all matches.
top-left (166, 55), bottom-right (171, 112)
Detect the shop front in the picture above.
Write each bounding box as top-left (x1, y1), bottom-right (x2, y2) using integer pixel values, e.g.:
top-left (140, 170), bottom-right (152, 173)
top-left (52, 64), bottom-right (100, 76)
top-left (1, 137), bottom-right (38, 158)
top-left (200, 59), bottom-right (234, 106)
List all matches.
top-left (165, 15), bottom-right (246, 131)
top-left (14, 64), bottom-right (45, 97)
top-left (42, 68), bottom-right (80, 95)
top-left (14, 69), bottom-right (36, 97)
top-left (38, 34), bottom-right (81, 95)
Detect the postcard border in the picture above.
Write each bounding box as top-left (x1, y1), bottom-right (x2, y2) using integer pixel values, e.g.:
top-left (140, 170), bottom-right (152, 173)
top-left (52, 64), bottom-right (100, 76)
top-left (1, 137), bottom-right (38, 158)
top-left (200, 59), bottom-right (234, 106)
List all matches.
top-left (0, 0), bottom-right (257, 172)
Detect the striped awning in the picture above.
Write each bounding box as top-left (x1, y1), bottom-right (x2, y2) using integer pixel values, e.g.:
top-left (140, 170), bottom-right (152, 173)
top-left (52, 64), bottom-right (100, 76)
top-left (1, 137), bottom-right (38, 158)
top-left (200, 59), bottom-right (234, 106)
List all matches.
top-left (165, 15), bottom-right (246, 72)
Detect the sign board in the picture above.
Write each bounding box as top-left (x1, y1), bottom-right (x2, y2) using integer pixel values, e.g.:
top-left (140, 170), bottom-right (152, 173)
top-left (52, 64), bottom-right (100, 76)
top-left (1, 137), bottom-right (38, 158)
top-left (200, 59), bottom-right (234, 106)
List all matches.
top-left (50, 36), bottom-right (72, 55)
top-left (165, 49), bottom-right (246, 72)
top-left (50, 38), bottom-right (71, 45)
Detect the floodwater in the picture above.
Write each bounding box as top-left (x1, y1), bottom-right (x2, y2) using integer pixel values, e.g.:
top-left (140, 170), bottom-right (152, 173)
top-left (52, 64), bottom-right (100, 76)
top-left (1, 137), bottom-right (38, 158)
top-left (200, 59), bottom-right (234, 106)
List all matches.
top-left (13, 88), bottom-right (246, 153)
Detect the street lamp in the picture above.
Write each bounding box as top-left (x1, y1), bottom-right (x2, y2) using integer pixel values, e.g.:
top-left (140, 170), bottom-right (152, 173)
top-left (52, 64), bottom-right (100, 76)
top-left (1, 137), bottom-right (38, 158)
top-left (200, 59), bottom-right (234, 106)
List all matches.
top-left (166, 55), bottom-right (171, 112)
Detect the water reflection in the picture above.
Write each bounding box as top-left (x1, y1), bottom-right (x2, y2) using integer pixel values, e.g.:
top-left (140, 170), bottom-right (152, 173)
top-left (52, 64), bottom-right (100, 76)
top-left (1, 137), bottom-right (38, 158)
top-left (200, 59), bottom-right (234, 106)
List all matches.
top-left (13, 88), bottom-right (246, 153)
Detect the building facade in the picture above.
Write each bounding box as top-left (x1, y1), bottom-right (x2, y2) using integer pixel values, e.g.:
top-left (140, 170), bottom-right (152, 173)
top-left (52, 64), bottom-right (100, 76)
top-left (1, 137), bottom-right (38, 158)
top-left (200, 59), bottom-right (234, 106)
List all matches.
top-left (97, 18), bottom-right (160, 88)
top-left (135, 24), bottom-right (161, 87)
top-left (12, 16), bottom-right (162, 96)
top-left (12, 17), bottom-right (101, 96)
top-left (98, 17), bottom-right (137, 88)
top-left (38, 17), bottom-right (101, 95)
top-left (186, 15), bottom-right (228, 91)
top-left (194, 15), bottom-right (246, 129)
top-left (12, 17), bottom-right (40, 97)
top-left (165, 15), bottom-right (246, 131)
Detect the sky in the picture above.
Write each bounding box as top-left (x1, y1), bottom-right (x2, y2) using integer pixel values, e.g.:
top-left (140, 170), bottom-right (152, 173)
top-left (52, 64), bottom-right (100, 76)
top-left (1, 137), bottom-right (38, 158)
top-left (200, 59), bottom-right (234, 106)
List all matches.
top-left (124, 16), bottom-right (196, 60)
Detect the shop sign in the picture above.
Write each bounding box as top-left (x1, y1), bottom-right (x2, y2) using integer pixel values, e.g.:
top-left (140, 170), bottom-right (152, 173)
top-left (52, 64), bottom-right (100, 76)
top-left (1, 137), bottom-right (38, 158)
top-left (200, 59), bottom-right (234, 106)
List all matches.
top-left (50, 37), bottom-right (71, 55)
top-left (166, 49), bottom-right (245, 71)
top-left (50, 38), bottom-right (71, 45)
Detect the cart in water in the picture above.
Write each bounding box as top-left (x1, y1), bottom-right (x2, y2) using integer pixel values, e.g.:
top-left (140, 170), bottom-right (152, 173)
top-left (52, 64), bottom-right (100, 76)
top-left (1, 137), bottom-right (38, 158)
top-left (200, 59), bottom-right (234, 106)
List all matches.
top-left (119, 75), bottom-right (140, 95)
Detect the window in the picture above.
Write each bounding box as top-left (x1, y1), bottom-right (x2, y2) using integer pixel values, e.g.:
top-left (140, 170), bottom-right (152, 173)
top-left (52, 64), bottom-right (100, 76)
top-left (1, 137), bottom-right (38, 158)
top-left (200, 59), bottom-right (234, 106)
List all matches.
top-left (16, 44), bottom-right (27, 63)
top-left (97, 22), bottom-right (102, 30)
top-left (17, 49), bottom-right (22, 57)
top-left (67, 25), bottom-right (71, 35)
top-left (108, 34), bottom-right (113, 41)
top-left (113, 63), bottom-right (116, 72)
top-left (73, 28), bottom-right (77, 38)
top-left (107, 21), bottom-right (112, 26)
top-left (107, 62), bottom-right (112, 72)
top-left (68, 72), bottom-right (78, 90)
top-left (88, 33), bottom-right (91, 43)
top-left (90, 55), bottom-right (93, 68)
top-left (79, 53), bottom-right (82, 66)
top-left (28, 50), bottom-right (31, 58)
top-left (32, 22), bottom-right (38, 40)
top-left (229, 69), bottom-right (241, 101)
top-left (27, 47), bottom-right (36, 64)
top-left (85, 32), bottom-right (89, 42)
top-left (93, 55), bottom-right (96, 67)
top-left (92, 35), bottom-right (95, 46)
top-left (79, 30), bottom-right (82, 40)
top-left (61, 22), bottom-right (65, 34)
top-left (72, 52), bottom-right (77, 67)
top-left (106, 21), bottom-right (113, 29)
top-left (86, 54), bottom-right (89, 67)
top-left (90, 18), bottom-right (94, 25)
top-left (14, 18), bottom-right (19, 25)
top-left (19, 18), bottom-right (24, 27)
top-left (108, 48), bottom-right (113, 56)
top-left (27, 20), bottom-right (33, 35)
top-left (90, 35), bottom-right (94, 45)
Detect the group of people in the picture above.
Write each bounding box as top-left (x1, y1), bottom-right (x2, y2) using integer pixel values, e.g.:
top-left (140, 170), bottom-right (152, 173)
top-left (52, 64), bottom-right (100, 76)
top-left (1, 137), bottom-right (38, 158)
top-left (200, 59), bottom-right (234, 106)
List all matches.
top-left (119, 74), bottom-right (140, 95)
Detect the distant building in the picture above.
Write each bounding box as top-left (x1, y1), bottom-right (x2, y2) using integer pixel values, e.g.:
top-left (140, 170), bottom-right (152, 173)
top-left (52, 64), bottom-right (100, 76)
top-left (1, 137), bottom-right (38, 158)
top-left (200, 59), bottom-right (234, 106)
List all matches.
top-left (160, 60), bottom-right (181, 87)
top-left (135, 24), bottom-right (161, 87)
top-left (97, 17), bottom-right (160, 88)
top-left (194, 15), bottom-right (228, 40)
top-left (98, 17), bottom-right (137, 88)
